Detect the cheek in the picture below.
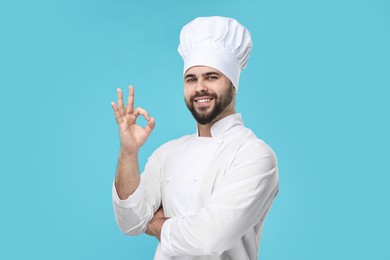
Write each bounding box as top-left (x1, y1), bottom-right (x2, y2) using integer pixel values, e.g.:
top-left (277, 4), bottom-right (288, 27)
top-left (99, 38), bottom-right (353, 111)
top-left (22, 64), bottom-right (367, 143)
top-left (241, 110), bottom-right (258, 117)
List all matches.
top-left (183, 88), bottom-right (192, 100)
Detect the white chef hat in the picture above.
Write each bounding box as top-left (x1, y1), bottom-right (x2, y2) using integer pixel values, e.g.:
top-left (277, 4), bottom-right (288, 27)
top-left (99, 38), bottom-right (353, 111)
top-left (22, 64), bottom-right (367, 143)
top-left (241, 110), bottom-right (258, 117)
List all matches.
top-left (178, 16), bottom-right (252, 91)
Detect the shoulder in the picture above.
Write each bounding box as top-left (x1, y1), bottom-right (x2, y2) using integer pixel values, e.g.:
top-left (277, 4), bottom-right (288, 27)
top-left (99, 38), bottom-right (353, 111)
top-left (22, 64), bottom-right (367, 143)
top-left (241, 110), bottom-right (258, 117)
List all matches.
top-left (228, 126), bottom-right (277, 165)
top-left (225, 130), bottom-right (278, 185)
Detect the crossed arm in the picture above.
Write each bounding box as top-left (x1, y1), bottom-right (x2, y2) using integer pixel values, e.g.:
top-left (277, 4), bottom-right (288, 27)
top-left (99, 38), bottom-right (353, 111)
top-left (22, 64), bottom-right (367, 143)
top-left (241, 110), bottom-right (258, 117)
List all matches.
top-left (145, 207), bottom-right (167, 240)
top-left (112, 141), bottom-right (278, 256)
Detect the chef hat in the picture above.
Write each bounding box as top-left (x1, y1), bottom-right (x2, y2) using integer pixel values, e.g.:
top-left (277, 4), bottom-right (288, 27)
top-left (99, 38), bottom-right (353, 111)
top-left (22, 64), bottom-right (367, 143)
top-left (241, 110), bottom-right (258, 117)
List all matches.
top-left (178, 16), bottom-right (252, 91)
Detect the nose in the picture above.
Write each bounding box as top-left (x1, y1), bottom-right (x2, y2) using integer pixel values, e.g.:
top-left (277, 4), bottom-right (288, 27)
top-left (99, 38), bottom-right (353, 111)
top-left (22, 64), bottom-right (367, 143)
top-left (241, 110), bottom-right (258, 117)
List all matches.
top-left (194, 79), bottom-right (208, 92)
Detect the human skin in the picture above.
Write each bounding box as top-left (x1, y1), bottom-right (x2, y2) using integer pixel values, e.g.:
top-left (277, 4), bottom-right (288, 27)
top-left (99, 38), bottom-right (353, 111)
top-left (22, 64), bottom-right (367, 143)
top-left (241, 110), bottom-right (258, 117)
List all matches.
top-left (111, 86), bottom-right (155, 200)
top-left (183, 66), bottom-right (237, 137)
top-left (112, 66), bottom-right (236, 240)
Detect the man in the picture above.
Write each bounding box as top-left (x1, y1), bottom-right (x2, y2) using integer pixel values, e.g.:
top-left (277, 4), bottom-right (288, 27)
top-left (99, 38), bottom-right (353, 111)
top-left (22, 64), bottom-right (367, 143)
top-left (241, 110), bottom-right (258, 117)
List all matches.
top-left (111, 16), bottom-right (279, 259)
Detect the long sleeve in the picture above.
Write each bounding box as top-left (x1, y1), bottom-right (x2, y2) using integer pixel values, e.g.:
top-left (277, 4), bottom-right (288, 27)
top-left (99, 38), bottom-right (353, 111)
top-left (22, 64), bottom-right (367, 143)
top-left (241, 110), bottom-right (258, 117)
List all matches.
top-left (160, 141), bottom-right (279, 256)
top-left (112, 147), bottom-right (164, 235)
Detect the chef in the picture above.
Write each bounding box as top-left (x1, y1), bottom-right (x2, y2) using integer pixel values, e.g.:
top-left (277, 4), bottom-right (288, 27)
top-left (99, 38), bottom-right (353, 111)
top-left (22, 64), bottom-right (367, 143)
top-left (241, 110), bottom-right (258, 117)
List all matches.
top-left (111, 16), bottom-right (279, 259)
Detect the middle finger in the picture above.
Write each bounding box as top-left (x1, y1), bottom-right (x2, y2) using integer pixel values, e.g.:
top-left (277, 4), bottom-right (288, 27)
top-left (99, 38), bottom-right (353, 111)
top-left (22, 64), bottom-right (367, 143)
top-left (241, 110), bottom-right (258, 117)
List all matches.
top-left (125, 85), bottom-right (135, 114)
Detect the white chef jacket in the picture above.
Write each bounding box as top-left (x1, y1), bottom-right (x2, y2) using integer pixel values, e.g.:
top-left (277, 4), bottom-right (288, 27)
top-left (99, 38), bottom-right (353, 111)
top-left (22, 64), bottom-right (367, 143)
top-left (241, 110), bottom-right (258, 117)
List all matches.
top-left (112, 113), bottom-right (279, 260)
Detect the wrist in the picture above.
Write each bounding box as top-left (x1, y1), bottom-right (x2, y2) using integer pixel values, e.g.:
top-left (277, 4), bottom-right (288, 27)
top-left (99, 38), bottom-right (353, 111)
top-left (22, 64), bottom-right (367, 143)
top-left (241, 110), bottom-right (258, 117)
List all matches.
top-left (148, 218), bottom-right (167, 241)
top-left (119, 147), bottom-right (139, 158)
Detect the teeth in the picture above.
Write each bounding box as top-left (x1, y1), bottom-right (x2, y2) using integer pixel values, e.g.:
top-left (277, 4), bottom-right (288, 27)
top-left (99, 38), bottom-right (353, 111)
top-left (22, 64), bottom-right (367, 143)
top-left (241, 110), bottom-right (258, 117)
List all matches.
top-left (197, 98), bottom-right (211, 103)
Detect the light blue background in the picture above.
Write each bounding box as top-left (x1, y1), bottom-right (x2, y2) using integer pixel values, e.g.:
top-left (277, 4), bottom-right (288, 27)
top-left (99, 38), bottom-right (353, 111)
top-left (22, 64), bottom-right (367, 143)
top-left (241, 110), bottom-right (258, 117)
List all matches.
top-left (1, 0), bottom-right (389, 259)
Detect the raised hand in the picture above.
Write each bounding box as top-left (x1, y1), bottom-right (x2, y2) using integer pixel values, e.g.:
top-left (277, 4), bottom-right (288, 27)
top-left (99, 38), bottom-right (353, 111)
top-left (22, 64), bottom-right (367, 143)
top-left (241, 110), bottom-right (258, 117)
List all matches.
top-left (111, 86), bottom-right (155, 155)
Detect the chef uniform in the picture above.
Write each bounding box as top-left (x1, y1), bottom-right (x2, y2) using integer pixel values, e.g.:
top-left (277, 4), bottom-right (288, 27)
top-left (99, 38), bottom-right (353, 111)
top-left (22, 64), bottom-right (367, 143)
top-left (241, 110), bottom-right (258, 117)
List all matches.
top-left (113, 16), bottom-right (279, 260)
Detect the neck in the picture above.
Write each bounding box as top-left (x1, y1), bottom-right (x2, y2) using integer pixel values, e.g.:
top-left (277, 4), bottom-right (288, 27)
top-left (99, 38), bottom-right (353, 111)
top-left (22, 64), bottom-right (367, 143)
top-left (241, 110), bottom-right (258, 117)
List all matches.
top-left (197, 124), bottom-right (213, 137)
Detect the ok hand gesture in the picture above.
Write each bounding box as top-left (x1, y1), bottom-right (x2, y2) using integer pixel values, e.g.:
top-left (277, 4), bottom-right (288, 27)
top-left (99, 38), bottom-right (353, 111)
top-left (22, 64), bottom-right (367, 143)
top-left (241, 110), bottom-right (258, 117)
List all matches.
top-left (111, 86), bottom-right (155, 154)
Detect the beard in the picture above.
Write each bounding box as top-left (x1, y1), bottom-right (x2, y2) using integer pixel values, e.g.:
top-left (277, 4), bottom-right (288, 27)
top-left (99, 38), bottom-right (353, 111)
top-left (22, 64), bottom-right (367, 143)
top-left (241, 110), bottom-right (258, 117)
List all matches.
top-left (185, 84), bottom-right (234, 125)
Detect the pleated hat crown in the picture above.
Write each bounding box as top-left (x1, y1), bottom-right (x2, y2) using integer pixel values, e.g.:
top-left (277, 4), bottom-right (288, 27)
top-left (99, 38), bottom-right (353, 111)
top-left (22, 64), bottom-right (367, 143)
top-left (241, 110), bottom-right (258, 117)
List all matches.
top-left (178, 16), bottom-right (252, 91)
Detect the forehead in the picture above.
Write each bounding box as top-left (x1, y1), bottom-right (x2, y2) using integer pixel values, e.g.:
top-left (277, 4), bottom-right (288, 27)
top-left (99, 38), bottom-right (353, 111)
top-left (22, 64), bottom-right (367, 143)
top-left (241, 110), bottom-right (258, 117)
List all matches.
top-left (184, 66), bottom-right (222, 77)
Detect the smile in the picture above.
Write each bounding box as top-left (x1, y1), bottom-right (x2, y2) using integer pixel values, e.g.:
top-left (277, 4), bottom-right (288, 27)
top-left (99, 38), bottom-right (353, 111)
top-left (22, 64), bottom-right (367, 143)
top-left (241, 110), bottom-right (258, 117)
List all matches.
top-left (195, 98), bottom-right (213, 103)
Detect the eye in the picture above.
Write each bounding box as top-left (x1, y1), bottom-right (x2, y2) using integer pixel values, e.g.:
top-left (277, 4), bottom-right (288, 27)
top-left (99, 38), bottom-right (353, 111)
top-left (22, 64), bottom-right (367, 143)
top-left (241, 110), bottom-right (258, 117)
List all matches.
top-left (207, 75), bottom-right (218, 81)
top-left (185, 77), bottom-right (197, 83)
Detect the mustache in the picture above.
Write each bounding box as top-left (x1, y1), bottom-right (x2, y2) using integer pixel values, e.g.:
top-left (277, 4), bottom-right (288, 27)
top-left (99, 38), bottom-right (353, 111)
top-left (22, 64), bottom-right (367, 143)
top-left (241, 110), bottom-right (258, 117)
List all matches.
top-left (190, 91), bottom-right (217, 102)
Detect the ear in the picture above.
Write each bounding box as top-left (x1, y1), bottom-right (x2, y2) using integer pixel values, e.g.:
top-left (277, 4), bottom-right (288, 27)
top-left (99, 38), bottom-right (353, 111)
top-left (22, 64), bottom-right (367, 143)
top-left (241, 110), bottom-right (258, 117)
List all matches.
top-left (232, 82), bottom-right (237, 95)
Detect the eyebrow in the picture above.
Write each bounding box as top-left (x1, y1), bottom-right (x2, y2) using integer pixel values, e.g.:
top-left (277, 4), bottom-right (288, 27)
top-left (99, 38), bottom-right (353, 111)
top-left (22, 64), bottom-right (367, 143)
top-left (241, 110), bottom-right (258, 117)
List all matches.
top-left (184, 71), bottom-right (221, 79)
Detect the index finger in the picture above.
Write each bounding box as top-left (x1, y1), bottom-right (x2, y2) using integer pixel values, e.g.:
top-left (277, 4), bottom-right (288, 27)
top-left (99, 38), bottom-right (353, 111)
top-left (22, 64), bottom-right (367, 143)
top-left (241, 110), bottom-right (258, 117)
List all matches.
top-left (125, 85), bottom-right (134, 114)
top-left (133, 106), bottom-right (151, 120)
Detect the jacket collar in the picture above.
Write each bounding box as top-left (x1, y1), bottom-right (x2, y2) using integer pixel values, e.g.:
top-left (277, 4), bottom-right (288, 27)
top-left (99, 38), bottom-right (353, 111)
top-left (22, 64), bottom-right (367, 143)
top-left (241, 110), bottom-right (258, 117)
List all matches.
top-left (196, 113), bottom-right (244, 138)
